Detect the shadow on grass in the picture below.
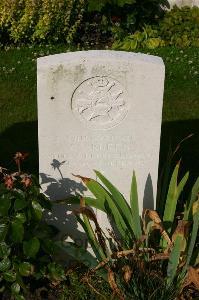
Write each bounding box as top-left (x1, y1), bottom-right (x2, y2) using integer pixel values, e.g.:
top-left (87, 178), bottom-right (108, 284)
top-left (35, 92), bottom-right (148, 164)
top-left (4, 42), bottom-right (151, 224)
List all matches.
top-left (0, 118), bottom-right (198, 183)
top-left (0, 121), bottom-right (38, 174)
top-left (159, 119), bottom-right (199, 183)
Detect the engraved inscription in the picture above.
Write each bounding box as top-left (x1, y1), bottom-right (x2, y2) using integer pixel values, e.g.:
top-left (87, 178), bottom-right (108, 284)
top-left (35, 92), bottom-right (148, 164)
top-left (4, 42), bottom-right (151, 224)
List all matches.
top-left (71, 76), bottom-right (128, 129)
top-left (51, 135), bottom-right (137, 169)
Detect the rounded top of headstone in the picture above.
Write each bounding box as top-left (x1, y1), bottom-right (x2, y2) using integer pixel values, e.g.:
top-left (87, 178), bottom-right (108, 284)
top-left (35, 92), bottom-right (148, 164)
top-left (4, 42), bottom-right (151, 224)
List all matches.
top-left (37, 50), bottom-right (165, 70)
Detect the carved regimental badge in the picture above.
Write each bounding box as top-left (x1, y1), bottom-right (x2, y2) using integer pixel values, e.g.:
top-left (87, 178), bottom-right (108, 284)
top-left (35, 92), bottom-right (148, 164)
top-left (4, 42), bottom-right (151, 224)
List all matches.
top-left (71, 76), bottom-right (129, 129)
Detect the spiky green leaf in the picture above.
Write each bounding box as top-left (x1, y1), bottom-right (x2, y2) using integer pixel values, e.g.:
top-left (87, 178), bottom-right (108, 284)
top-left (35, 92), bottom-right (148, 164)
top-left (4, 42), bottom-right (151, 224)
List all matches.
top-left (163, 164), bottom-right (189, 233)
top-left (167, 235), bottom-right (182, 285)
top-left (94, 170), bottom-right (134, 235)
top-left (76, 215), bottom-right (106, 261)
top-left (130, 171), bottom-right (142, 239)
top-left (81, 177), bottom-right (130, 248)
top-left (184, 177), bottom-right (199, 221)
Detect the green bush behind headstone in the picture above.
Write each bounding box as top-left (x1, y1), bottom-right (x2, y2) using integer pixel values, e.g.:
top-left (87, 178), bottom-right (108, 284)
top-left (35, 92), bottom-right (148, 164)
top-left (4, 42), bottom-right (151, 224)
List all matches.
top-left (0, 0), bottom-right (86, 45)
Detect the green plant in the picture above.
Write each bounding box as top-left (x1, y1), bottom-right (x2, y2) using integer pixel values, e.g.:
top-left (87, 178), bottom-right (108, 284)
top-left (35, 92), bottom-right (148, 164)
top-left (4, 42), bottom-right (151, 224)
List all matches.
top-left (158, 5), bottom-right (199, 47)
top-left (0, 0), bottom-right (86, 45)
top-left (87, 0), bottom-right (167, 32)
top-left (112, 6), bottom-right (199, 50)
top-left (57, 164), bottom-right (199, 299)
top-left (80, 0), bottom-right (168, 47)
top-left (0, 152), bottom-right (65, 299)
top-left (112, 25), bottom-right (164, 50)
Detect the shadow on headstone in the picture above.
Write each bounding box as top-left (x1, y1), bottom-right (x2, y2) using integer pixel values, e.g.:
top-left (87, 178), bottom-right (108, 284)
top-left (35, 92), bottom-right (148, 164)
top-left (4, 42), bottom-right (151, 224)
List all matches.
top-left (0, 117), bottom-right (198, 212)
top-left (40, 162), bottom-right (87, 244)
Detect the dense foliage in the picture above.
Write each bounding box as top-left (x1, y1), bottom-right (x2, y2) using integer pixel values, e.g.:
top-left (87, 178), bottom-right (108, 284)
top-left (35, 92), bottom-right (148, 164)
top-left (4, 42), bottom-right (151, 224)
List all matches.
top-left (0, 0), bottom-right (85, 45)
top-left (0, 0), bottom-right (168, 46)
top-left (0, 153), bottom-right (66, 299)
top-left (87, 0), bottom-right (168, 32)
top-left (0, 1), bottom-right (198, 49)
top-left (158, 5), bottom-right (199, 47)
top-left (58, 165), bottom-right (199, 299)
top-left (113, 6), bottom-right (199, 50)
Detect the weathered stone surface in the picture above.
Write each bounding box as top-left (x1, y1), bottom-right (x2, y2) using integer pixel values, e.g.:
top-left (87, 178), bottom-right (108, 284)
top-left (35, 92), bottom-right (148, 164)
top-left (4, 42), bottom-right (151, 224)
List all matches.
top-left (37, 50), bottom-right (165, 239)
top-left (168, 0), bottom-right (199, 7)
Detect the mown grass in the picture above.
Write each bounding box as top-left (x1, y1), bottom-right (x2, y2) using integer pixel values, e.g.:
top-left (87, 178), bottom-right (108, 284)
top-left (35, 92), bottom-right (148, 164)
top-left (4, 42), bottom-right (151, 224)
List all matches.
top-left (0, 45), bottom-right (198, 180)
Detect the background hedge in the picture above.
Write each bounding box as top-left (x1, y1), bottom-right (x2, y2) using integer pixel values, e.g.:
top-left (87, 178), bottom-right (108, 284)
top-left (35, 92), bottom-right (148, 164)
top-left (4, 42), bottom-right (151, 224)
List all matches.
top-left (0, 0), bottom-right (86, 45)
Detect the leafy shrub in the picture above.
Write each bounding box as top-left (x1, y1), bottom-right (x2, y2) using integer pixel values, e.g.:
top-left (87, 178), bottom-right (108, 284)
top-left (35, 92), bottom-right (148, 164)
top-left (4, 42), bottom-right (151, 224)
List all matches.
top-left (158, 5), bottom-right (199, 47)
top-left (0, 153), bottom-right (65, 299)
top-left (112, 25), bottom-right (165, 50)
top-left (0, 0), bottom-right (86, 45)
top-left (58, 164), bottom-right (199, 299)
top-left (78, 0), bottom-right (168, 48)
top-left (112, 6), bottom-right (199, 50)
top-left (87, 0), bottom-right (168, 32)
top-left (78, 0), bottom-right (165, 50)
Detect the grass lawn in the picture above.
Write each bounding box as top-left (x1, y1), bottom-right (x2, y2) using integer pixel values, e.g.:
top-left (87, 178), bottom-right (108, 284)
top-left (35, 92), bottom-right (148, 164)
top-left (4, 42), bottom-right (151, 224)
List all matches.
top-left (0, 45), bottom-right (198, 184)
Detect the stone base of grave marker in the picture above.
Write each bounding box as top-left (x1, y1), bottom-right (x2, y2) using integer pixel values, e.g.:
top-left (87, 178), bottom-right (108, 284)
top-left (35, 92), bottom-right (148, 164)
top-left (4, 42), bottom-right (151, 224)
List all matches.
top-left (37, 50), bottom-right (165, 245)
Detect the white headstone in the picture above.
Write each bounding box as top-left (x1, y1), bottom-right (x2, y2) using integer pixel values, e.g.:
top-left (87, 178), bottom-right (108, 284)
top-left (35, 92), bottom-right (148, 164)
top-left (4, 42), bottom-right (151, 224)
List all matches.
top-left (37, 50), bottom-right (165, 239)
top-left (168, 0), bottom-right (199, 7)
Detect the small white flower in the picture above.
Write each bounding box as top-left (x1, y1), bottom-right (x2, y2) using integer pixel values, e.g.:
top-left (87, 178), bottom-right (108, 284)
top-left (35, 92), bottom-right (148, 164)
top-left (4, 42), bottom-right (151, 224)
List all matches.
top-left (188, 60), bottom-right (193, 64)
